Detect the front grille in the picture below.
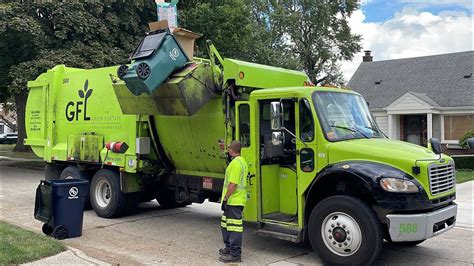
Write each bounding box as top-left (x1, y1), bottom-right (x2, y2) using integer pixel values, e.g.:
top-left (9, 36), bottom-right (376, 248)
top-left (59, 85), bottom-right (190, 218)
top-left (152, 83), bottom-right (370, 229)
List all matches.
top-left (428, 163), bottom-right (455, 196)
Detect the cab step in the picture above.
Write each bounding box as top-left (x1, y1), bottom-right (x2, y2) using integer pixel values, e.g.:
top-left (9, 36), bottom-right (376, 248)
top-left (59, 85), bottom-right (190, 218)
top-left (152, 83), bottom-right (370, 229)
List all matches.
top-left (255, 222), bottom-right (302, 243)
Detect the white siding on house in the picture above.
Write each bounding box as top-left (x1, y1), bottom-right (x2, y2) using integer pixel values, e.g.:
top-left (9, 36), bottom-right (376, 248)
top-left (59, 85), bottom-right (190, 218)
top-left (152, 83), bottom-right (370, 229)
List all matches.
top-left (375, 116), bottom-right (388, 135)
top-left (386, 93), bottom-right (433, 114)
top-left (432, 114), bottom-right (442, 140)
top-left (0, 122), bottom-right (14, 134)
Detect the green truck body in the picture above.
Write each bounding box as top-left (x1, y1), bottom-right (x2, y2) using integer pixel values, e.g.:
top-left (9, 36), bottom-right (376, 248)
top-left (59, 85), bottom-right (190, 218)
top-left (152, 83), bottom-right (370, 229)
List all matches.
top-left (25, 49), bottom-right (459, 265)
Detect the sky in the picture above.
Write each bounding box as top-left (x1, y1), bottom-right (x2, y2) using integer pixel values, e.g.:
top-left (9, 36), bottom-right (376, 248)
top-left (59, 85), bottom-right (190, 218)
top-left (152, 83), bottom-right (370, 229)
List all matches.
top-left (342, 0), bottom-right (473, 82)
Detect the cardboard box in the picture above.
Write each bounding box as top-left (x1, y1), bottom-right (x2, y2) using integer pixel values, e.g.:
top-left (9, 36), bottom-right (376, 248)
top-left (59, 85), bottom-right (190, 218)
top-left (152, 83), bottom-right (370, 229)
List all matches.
top-left (149, 20), bottom-right (203, 60)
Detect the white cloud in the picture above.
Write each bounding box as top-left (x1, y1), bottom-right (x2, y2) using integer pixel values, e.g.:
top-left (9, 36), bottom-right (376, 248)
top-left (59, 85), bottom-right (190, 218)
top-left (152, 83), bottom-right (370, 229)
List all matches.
top-left (342, 7), bottom-right (473, 82)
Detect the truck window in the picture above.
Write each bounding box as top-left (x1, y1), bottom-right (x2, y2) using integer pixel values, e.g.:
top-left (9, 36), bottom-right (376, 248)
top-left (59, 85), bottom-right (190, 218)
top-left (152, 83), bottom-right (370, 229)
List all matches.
top-left (239, 104), bottom-right (250, 147)
top-left (300, 148), bottom-right (314, 172)
top-left (299, 99), bottom-right (314, 142)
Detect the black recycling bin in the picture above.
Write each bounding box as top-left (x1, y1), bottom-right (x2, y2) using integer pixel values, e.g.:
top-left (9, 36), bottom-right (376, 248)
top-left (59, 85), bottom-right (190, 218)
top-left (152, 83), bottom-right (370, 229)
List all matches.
top-left (34, 179), bottom-right (89, 239)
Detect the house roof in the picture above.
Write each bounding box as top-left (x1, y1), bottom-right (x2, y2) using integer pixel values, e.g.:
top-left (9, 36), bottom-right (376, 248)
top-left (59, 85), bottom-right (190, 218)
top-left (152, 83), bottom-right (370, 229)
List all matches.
top-left (347, 51), bottom-right (473, 108)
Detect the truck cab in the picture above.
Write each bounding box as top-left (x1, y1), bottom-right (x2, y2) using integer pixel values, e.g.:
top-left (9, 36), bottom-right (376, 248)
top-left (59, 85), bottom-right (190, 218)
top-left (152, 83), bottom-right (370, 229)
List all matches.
top-left (236, 86), bottom-right (457, 265)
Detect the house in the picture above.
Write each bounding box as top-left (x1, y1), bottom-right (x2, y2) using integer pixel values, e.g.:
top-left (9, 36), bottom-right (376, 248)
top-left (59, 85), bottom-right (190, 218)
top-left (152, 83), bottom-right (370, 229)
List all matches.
top-left (0, 103), bottom-right (17, 135)
top-left (347, 51), bottom-right (473, 155)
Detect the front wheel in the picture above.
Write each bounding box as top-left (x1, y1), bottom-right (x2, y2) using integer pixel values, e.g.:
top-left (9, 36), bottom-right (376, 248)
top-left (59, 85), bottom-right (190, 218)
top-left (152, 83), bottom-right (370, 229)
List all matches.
top-left (308, 195), bottom-right (383, 265)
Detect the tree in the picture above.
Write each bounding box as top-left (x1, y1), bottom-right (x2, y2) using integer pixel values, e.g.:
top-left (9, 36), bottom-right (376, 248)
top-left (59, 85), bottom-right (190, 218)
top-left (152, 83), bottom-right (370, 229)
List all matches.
top-left (179, 0), bottom-right (301, 70)
top-left (180, 0), bottom-right (361, 85)
top-left (248, 0), bottom-right (362, 85)
top-left (0, 1), bottom-right (156, 151)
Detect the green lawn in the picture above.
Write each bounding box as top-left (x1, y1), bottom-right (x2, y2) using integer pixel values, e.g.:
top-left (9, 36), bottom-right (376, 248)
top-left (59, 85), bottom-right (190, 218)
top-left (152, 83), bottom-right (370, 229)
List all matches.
top-left (0, 221), bottom-right (65, 264)
top-left (0, 144), bottom-right (39, 159)
top-left (456, 170), bottom-right (474, 184)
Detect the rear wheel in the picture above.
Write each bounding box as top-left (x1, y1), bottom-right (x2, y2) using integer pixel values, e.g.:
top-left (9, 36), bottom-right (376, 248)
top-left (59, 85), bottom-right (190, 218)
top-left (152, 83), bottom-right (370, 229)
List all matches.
top-left (42, 223), bottom-right (53, 235)
top-left (52, 225), bottom-right (69, 240)
top-left (308, 195), bottom-right (383, 265)
top-left (156, 189), bottom-right (188, 209)
top-left (60, 166), bottom-right (92, 210)
top-left (90, 169), bottom-right (127, 218)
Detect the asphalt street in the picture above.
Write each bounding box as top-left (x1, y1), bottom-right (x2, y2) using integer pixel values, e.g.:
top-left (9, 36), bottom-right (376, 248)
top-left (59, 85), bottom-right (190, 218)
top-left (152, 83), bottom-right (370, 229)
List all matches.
top-left (0, 160), bottom-right (473, 265)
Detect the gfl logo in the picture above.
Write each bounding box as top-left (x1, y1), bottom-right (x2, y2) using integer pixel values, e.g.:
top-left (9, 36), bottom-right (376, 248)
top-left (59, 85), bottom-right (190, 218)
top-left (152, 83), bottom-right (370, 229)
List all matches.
top-left (65, 80), bottom-right (93, 121)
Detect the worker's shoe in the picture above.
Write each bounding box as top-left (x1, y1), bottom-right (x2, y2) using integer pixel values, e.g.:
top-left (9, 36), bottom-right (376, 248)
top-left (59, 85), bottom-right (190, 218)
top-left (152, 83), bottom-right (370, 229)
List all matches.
top-left (219, 254), bottom-right (241, 263)
top-left (219, 247), bottom-right (230, 256)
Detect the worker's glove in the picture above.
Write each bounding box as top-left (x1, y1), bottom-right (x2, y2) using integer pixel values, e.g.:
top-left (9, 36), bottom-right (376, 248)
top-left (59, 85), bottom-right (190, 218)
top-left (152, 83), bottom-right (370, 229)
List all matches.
top-left (221, 200), bottom-right (227, 212)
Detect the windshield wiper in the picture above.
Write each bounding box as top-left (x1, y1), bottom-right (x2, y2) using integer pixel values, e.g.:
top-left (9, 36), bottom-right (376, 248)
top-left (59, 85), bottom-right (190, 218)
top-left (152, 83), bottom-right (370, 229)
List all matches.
top-left (365, 126), bottom-right (388, 138)
top-left (330, 125), bottom-right (369, 139)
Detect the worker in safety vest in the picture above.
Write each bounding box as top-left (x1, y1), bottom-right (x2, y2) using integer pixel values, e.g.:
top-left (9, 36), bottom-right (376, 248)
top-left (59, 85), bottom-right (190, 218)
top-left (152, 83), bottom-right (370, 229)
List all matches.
top-left (219, 140), bottom-right (248, 263)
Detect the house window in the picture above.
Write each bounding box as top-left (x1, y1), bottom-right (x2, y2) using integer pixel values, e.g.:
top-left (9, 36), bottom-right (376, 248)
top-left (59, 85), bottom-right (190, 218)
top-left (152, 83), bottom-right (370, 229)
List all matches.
top-left (0, 124), bottom-right (4, 134)
top-left (444, 115), bottom-right (474, 140)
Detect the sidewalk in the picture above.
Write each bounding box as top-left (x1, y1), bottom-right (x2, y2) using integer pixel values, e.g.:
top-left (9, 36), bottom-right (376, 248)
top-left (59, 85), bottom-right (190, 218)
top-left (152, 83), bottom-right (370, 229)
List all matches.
top-left (23, 247), bottom-right (108, 266)
top-left (455, 181), bottom-right (473, 229)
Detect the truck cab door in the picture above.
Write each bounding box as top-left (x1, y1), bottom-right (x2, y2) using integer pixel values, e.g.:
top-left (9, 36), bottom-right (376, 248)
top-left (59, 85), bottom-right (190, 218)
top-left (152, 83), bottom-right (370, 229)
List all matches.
top-left (295, 98), bottom-right (316, 227)
top-left (235, 102), bottom-right (258, 222)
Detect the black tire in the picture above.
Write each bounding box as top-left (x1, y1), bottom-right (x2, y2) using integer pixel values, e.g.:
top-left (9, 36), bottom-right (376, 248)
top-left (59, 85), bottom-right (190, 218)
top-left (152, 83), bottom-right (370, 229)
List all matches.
top-left (136, 63), bottom-right (151, 79)
top-left (45, 163), bottom-right (63, 180)
top-left (52, 225), bottom-right (69, 240)
top-left (42, 223), bottom-right (53, 235)
top-left (117, 65), bottom-right (129, 79)
top-left (308, 195), bottom-right (383, 265)
top-left (59, 166), bottom-right (92, 210)
top-left (156, 189), bottom-right (188, 209)
top-left (90, 169), bottom-right (127, 218)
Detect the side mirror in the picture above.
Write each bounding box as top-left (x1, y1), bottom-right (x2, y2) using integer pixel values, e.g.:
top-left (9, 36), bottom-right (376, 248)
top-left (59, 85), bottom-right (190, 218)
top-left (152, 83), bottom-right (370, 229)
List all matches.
top-left (271, 131), bottom-right (284, 146)
top-left (270, 102), bottom-right (282, 130)
top-left (467, 138), bottom-right (474, 150)
top-left (429, 138), bottom-right (442, 155)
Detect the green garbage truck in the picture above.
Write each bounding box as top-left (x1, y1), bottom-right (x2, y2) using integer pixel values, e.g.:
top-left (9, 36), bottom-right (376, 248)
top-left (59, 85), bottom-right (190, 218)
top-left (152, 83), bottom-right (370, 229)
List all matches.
top-left (25, 41), bottom-right (461, 265)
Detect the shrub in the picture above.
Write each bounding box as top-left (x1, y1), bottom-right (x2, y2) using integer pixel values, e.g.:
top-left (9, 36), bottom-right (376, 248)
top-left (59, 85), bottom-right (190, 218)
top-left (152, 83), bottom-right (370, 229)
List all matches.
top-left (459, 130), bottom-right (474, 149)
top-left (453, 156), bottom-right (474, 170)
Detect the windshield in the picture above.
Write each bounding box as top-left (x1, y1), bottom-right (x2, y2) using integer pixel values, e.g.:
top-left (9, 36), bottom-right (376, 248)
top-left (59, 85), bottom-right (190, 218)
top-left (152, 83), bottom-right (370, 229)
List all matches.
top-left (312, 91), bottom-right (384, 141)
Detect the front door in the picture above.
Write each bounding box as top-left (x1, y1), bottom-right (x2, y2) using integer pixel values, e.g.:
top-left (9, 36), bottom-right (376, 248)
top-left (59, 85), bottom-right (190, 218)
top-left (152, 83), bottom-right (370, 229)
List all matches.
top-left (403, 115), bottom-right (427, 146)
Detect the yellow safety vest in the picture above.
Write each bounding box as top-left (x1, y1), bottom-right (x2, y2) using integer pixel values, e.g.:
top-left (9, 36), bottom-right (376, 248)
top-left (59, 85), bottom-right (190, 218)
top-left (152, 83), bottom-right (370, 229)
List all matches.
top-left (221, 156), bottom-right (248, 206)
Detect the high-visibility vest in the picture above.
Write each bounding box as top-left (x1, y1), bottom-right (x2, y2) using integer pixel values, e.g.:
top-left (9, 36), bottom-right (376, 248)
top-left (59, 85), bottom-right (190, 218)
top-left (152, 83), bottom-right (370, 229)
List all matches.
top-left (222, 156), bottom-right (248, 206)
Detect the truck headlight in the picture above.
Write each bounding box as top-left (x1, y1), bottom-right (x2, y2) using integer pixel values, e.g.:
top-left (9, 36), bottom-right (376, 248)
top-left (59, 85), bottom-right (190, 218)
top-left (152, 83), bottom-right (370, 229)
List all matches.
top-left (380, 178), bottom-right (419, 193)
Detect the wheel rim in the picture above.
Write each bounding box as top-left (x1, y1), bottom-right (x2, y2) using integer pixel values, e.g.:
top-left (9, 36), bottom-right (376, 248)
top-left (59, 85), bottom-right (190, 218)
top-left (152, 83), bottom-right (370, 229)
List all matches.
top-left (53, 226), bottom-right (68, 240)
top-left (321, 212), bottom-right (362, 257)
top-left (136, 63), bottom-right (151, 79)
top-left (95, 179), bottom-right (112, 208)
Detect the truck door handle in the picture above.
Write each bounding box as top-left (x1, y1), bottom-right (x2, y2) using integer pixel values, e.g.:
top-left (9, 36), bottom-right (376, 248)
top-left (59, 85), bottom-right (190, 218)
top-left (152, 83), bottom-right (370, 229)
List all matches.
top-left (247, 174), bottom-right (255, 186)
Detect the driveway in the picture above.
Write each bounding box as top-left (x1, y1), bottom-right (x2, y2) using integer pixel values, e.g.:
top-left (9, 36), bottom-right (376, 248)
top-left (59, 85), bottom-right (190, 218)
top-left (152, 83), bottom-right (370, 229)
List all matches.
top-left (0, 160), bottom-right (472, 265)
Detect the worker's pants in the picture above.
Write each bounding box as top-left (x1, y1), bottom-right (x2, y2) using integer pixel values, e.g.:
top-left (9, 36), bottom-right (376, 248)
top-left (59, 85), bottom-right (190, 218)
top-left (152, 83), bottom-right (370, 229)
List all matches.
top-left (221, 205), bottom-right (244, 258)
